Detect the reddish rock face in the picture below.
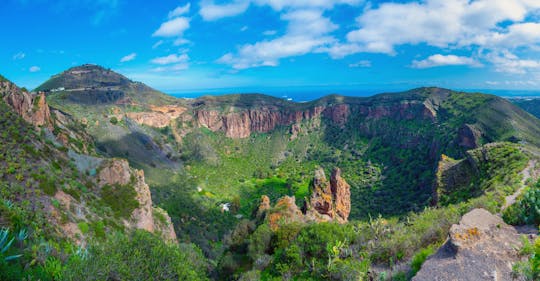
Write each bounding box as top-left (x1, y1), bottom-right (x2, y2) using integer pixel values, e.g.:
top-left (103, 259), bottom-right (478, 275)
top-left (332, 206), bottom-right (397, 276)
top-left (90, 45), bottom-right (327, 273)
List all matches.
top-left (1, 81), bottom-right (52, 129)
top-left (305, 167), bottom-right (351, 223)
top-left (194, 106), bottom-right (328, 139)
top-left (330, 168), bottom-right (351, 223)
top-left (193, 101), bottom-right (434, 139)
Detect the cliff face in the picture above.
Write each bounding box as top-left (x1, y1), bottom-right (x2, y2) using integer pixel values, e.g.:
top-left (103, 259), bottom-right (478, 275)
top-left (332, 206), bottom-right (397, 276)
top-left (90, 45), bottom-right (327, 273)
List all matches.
top-left (126, 105), bottom-right (187, 128)
top-left (0, 81), bottom-right (52, 129)
top-left (192, 100), bottom-right (436, 139)
top-left (98, 159), bottom-right (177, 242)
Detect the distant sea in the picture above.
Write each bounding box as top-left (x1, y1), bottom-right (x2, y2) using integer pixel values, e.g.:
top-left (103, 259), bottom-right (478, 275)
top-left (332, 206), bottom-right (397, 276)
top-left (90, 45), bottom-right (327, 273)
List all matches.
top-left (168, 86), bottom-right (540, 102)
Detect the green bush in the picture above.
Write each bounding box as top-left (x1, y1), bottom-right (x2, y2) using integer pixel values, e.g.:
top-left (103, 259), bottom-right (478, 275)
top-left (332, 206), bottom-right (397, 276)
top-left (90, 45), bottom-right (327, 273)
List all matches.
top-left (411, 245), bottom-right (436, 275)
top-left (101, 184), bottom-right (139, 218)
top-left (503, 183), bottom-right (540, 225)
top-left (62, 230), bottom-right (209, 281)
top-left (109, 117), bottom-right (118, 125)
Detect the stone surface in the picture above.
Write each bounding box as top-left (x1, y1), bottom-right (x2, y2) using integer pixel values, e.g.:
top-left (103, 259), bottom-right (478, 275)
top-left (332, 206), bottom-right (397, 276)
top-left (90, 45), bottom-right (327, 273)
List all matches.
top-left (413, 208), bottom-right (528, 281)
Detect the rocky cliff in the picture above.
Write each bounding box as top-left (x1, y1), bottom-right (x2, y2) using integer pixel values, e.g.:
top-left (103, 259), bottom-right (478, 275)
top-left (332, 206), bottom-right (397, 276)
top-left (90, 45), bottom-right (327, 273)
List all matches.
top-left (413, 208), bottom-right (532, 281)
top-left (191, 99), bottom-right (436, 139)
top-left (0, 81), bottom-right (52, 129)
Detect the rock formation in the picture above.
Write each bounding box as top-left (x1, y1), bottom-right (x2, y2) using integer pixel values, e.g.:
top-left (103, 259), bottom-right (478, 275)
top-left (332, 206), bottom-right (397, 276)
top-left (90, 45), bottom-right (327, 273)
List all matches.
top-left (257, 167), bottom-right (351, 229)
top-left (192, 100), bottom-right (436, 139)
top-left (413, 208), bottom-right (531, 281)
top-left (97, 159), bottom-right (177, 243)
top-left (126, 105), bottom-right (187, 128)
top-left (304, 168), bottom-right (351, 223)
top-left (0, 81), bottom-right (52, 129)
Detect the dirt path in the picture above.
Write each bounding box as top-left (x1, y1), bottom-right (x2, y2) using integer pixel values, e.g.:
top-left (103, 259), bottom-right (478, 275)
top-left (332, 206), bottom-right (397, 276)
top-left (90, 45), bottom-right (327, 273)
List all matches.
top-left (501, 159), bottom-right (537, 211)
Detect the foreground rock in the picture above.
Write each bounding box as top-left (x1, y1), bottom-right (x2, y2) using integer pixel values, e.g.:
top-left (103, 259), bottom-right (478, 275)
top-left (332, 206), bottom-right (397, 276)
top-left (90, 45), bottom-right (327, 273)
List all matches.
top-left (413, 208), bottom-right (527, 281)
top-left (258, 167), bottom-right (351, 230)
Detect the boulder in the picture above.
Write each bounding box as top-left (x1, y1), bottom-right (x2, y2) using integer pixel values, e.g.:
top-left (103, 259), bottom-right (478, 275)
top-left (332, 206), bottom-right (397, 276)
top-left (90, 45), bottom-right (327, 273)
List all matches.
top-left (413, 208), bottom-right (528, 281)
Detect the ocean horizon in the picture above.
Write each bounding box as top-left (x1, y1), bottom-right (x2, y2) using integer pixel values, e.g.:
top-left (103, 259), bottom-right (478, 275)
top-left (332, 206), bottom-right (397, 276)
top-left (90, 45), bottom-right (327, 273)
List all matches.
top-left (168, 86), bottom-right (540, 102)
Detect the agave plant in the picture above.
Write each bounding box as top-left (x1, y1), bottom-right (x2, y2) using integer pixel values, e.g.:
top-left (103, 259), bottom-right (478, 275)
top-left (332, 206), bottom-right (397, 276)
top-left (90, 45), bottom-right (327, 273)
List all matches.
top-left (0, 228), bottom-right (22, 261)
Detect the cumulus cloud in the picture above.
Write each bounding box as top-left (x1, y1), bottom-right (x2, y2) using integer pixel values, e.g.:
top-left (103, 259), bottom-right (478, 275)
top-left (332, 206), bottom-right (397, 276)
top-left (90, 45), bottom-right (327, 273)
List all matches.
top-left (150, 53), bottom-right (190, 72)
top-left (199, 0), bottom-right (250, 21)
top-left (218, 9), bottom-right (339, 69)
top-left (151, 54), bottom-right (189, 65)
top-left (486, 51), bottom-right (540, 74)
top-left (412, 54), bottom-right (481, 69)
top-left (120, 53), bottom-right (136, 62)
top-left (29, 66), bottom-right (40, 72)
top-left (346, 0), bottom-right (540, 54)
top-left (168, 3), bottom-right (191, 18)
top-left (153, 17), bottom-right (190, 37)
top-left (199, 0), bottom-right (361, 21)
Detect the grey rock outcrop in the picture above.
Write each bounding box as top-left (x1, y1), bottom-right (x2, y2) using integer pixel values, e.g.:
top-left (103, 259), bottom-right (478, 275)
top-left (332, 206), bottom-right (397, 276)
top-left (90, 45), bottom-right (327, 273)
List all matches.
top-left (413, 208), bottom-right (528, 281)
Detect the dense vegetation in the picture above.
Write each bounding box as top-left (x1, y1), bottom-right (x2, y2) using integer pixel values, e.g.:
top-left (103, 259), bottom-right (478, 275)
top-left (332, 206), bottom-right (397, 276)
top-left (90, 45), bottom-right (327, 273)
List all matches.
top-left (2, 67), bottom-right (539, 280)
top-left (504, 183), bottom-right (540, 226)
top-left (216, 142), bottom-right (532, 280)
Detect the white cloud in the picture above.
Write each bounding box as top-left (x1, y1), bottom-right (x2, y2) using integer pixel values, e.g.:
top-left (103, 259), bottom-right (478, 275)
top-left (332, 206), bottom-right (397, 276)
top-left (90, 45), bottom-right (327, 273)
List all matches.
top-left (349, 60), bottom-right (371, 68)
top-left (168, 3), bottom-right (191, 18)
top-left (199, 0), bottom-right (361, 21)
top-left (120, 53), bottom-right (137, 62)
top-left (253, 0), bottom-right (361, 11)
top-left (153, 17), bottom-right (190, 37)
top-left (13, 52), bottom-right (26, 60)
top-left (412, 54), bottom-right (481, 69)
top-left (151, 54), bottom-right (189, 65)
top-left (346, 0), bottom-right (540, 54)
top-left (151, 63), bottom-right (189, 72)
top-left (29, 66), bottom-right (40, 72)
top-left (218, 9), bottom-right (338, 69)
top-left (486, 51), bottom-right (540, 74)
top-left (199, 0), bottom-right (250, 21)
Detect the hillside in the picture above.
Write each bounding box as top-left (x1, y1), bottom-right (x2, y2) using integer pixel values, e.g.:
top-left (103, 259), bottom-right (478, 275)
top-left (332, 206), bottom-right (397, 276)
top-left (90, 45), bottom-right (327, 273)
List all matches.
top-left (512, 97), bottom-right (540, 119)
top-left (0, 77), bottom-right (208, 280)
top-left (35, 66), bottom-right (540, 258)
top-left (0, 65), bottom-right (532, 280)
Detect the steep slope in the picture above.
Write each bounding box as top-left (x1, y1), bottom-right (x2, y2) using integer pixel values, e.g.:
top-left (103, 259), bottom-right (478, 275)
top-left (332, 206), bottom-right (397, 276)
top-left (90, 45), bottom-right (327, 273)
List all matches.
top-left (0, 77), bottom-right (177, 245)
top-left (512, 97), bottom-right (540, 119)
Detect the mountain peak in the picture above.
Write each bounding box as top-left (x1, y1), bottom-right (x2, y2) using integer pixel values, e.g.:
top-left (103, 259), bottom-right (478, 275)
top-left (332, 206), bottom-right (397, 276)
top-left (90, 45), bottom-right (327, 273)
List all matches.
top-left (36, 64), bottom-right (132, 92)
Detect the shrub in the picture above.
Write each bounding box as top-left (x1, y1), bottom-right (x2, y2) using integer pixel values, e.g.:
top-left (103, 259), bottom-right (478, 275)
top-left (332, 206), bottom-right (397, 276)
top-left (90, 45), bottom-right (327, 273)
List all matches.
top-left (503, 183), bottom-right (540, 225)
top-left (101, 184), bottom-right (139, 218)
top-left (109, 117), bottom-right (118, 125)
top-left (63, 230), bottom-right (209, 281)
top-left (411, 245), bottom-right (436, 275)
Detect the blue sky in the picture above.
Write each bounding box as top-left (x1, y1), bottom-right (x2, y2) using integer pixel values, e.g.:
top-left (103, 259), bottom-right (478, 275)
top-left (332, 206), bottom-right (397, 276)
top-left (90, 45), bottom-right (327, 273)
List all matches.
top-left (2, 0), bottom-right (540, 94)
